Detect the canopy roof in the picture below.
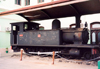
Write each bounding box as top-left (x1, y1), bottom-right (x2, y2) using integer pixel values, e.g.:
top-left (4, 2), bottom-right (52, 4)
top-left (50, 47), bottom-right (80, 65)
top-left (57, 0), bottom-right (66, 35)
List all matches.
top-left (0, 0), bottom-right (100, 21)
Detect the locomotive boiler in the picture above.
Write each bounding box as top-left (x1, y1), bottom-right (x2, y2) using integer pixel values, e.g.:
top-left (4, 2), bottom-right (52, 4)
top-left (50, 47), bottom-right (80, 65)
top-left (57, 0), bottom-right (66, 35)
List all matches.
top-left (62, 28), bottom-right (89, 44)
top-left (52, 19), bottom-right (89, 44)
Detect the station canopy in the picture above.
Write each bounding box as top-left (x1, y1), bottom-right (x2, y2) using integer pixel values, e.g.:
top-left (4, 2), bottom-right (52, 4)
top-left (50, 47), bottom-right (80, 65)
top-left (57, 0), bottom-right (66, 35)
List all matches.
top-left (0, 0), bottom-right (100, 21)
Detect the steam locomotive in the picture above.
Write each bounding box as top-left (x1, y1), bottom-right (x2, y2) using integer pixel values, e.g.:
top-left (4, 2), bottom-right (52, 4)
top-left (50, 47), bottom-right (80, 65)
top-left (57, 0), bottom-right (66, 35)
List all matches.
top-left (10, 19), bottom-right (100, 59)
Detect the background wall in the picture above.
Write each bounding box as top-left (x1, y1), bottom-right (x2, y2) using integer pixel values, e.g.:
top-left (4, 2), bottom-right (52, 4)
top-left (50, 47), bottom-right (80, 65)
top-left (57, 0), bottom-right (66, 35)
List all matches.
top-left (0, 9), bottom-right (26, 48)
top-left (1, 0), bottom-right (100, 48)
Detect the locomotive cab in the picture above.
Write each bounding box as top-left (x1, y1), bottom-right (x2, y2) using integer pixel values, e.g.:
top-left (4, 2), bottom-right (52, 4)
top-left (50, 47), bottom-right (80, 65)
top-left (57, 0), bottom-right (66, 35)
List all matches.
top-left (10, 22), bottom-right (40, 51)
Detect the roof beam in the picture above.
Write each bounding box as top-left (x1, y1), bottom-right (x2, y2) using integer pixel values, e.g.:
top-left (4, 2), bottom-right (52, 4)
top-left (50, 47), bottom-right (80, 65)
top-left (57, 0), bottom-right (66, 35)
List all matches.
top-left (0, 0), bottom-right (88, 16)
top-left (40, 10), bottom-right (51, 18)
top-left (18, 14), bottom-right (31, 22)
top-left (69, 4), bottom-right (79, 15)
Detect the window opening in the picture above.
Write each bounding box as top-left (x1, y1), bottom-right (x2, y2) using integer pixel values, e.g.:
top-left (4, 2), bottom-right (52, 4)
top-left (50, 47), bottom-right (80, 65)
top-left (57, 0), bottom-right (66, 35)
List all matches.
top-left (24, 24), bottom-right (28, 30)
top-left (15, 0), bottom-right (21, 5)
top-left (98, 32), bottom-right (100, 43)
top-left (25, 0), bottom-right (30, 5)
top-left (38, 0), bottom-right (44, 3)
top-left (92, 32), bottom-right (96, 44)
top-left (13, 26), bottom-right (16, 31)
top-left (13, 25), bottom-right (19, 44)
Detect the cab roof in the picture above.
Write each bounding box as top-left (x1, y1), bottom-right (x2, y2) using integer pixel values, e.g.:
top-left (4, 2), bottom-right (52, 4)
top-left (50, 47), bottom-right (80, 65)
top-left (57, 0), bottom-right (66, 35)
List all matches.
top-left (0, 0), bottom-right (100, 21)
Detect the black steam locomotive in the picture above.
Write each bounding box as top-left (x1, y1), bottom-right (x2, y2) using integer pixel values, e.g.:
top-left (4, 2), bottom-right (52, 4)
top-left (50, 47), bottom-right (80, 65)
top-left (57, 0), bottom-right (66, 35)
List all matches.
top-left (10, 19), bottom-right (100, 59)
top-left (0, 0), bottom-right (100, 60)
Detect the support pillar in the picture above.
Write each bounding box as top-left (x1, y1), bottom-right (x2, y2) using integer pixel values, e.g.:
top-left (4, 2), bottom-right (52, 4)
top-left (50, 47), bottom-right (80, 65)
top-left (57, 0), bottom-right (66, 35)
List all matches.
top-left (20, 49), bottom-right (23, 61)
top-left (75, 15), bottom-right (81, 28)
top-left (52, 51), bottom-right (55, 64)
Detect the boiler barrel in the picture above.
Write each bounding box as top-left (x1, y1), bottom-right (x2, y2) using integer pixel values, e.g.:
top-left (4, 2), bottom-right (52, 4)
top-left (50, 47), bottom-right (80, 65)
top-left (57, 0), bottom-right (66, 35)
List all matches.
top-left (62, 28), bottom-right (89, 44)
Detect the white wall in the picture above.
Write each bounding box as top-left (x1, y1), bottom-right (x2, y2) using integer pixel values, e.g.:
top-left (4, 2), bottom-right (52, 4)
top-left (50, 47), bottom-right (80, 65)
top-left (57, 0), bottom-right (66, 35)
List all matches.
top-left (30, 0), bottom-right (38, 6)
top-left (30, 0), bottom-right (53, 6)
top-left (1, 0), bottom-right (100, 28)
top-left (44, 0), bottom-right (52, 3)
top-left (0, 0), bottom-right (58, 10)
top-left (0, 0), bottom-right (23, 10)
top-left (34, 17), bottom-right (75, 30)
top-left (81, 13), bottom-right (100, 29)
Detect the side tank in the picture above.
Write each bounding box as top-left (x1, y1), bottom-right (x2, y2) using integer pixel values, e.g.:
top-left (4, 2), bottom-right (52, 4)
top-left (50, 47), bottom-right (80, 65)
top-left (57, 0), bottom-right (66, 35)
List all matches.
top-left (62, 28), bottom-right (89, 44)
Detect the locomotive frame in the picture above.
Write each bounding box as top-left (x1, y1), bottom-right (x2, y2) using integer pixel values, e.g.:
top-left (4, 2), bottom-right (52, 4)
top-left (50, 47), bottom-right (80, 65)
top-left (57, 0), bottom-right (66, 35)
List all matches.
top-left (0, 0), bottom-right (100, 59)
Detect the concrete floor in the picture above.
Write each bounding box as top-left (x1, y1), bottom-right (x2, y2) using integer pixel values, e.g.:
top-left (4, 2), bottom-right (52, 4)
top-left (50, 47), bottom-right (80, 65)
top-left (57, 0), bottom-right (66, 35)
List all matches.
top-left (0, 48), bottom-right (98, 69)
